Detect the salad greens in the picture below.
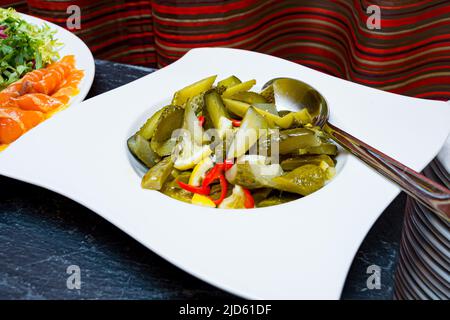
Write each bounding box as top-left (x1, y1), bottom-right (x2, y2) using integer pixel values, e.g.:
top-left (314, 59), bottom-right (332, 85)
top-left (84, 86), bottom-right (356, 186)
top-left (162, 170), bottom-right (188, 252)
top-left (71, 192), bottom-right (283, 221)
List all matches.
top-left (0, 8), bottom-right (62, 90)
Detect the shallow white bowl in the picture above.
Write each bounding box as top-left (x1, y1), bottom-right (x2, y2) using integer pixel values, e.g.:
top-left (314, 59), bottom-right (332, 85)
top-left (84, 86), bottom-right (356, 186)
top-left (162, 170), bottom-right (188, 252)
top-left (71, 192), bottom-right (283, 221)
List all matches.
top-left (0, 48), bottom-right (449, 299)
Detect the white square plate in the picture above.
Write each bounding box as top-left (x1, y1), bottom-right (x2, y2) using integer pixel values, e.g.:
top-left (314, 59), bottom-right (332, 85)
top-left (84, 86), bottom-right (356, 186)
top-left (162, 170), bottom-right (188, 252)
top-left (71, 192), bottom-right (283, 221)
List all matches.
top-left (0, 48), bottom-right (449, 299)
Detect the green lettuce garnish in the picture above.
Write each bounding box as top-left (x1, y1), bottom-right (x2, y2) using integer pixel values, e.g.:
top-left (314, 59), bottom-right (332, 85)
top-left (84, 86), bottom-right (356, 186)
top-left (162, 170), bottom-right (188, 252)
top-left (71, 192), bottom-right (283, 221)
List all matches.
top-left (0, 8), bottom-right (62, 90)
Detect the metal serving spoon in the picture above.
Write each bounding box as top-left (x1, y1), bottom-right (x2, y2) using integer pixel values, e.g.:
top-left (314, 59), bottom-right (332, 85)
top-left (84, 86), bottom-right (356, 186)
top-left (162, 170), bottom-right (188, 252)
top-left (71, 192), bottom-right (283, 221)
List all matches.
top-left (263, 78), bottom-right (450, 220)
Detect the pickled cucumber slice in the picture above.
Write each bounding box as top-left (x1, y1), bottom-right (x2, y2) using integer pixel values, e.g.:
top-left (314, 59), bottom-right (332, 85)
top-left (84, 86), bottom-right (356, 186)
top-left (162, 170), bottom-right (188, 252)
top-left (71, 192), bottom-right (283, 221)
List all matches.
top-left (127, 134), bottom-right (160, 168)
top-left (222, 79), bottom-right (256, 98)
top-left (272, 164), bottom-right (326, 195)
top-left (151, 105), bottom-right (184, 156)
top-left (298, 143), bottom-right (338, 156)
top-left (227, 107), bottom-right (270, 159)
top-left (225, 155), bottom-right (283, 189)
top-left (217, 75), bottom-right (241, 90)
top-left (141, 156), bottom-right (174, 190)
top-left (230, 92), bottom-right (267, 104)
top-left (278, 128), bottom-right (321, 154)
top-left (138, 108), bottom-right (164, 140)
top-left (184, 95), bottom-right (205, 145)
top-left (218, 185), bottom-right (247, 209)
top-left (160, 172), bottom-right (193, 203)
top-left (223, 98), bottom-right (311, 129)
top-left (172, 75), bottom-right (217, 106)
top-left (204, 90), bottom-right (232, 139)
top-left (280, 155), bottom-right (335, 170)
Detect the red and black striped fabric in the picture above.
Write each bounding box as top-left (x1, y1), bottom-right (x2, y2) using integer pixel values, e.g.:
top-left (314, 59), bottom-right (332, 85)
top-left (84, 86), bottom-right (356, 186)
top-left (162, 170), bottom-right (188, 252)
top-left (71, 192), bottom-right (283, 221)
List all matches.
top-left (1, 0), bottom-right (156, 66)
top-left (2, 0), bottom-right (450, 100)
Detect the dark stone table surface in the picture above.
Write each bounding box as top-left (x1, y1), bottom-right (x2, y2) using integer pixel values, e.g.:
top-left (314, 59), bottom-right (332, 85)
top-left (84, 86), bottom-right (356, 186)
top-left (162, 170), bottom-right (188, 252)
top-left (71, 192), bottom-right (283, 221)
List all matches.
top-left (0, 60), bottom-right (406, 300)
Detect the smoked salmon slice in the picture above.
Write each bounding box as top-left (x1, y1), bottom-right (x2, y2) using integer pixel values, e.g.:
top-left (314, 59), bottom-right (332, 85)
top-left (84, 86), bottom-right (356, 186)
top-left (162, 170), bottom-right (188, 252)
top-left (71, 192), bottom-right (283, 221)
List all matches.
top-left (0, 118), bottom-right (23, 145)
top-left (52, 87), bottom-right (78, 104)
top-left (0, 107), bottom-right (44, 130)
top-left (32, 68), bottom-right (64, 95)
top-left (0, 107), bottom-right (45, 144)
top-left (15, 93), bottom-right (63, 112)
top-left (22, 68), bottom-right (46, 83)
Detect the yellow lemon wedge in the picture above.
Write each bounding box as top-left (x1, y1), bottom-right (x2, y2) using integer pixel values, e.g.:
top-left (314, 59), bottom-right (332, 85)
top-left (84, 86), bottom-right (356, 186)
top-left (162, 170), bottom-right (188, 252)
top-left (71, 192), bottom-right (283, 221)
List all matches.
top-left (189, 157), bottom-right (214, 186)
top-left (192, 194), bottom-right (216, 208)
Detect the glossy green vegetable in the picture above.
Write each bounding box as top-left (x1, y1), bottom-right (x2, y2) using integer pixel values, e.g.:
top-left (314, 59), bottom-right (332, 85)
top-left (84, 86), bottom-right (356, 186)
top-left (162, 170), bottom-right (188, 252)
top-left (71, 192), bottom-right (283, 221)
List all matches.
top-left (298, 143), bottom-right (338, 156)
top-left (222, 98), bottom-right (250, 118)
top-left (255, 132), bottom-right (277, 158)
top-left (204, 90), bottom-right (232, 139)
top-left (217, 75), bottom-right (241, 89)
top-left (278, 110), bottom-right (291, 117)
top-left (127, 134), bottom-right (160, 168)
top-left (141, 156), bottom-right (174, 190)
top-left (172, 75), bottom-right (217, 106)
top-left (230, 92), bottom-right (267, 104)
top-left (160, 171), bottom-right (193, 203)
top-left (222, 98), bottom-right (312, 128)
top-left (151, 105), bottom-right (184, 156)
top-left (272, 164), bottom-right (326, 196)
top-left (173, 133), bottom-right (212, 170)
top-left (138, 108), bottom-right (164, 140)
top-left (209, 127), bottom-right (235, 162)
top-left (253, 103), bottom-right (278, 115)
top-left (291, 109), bottom-right (313, 126)
top-left (218, 185), bottom-right (247, 209)
top-left (278, 128), bottom-right (321, 154)
top-left (225, 156), bottom-right (283, 189)
top-left (227, 107), bottom-right (270, 159)
top-left (281, 155), bottom-right (335, 170)
top-left (250, 188), bottom-right (273, 205)
top-left (260, 84), bottom-right (274, 103)
top-left (184, 95), bottom-right (205, 145)
top-left (155, 139), bottom-right (178, 157)
top-left (222, 79), bottom-right (256, 98)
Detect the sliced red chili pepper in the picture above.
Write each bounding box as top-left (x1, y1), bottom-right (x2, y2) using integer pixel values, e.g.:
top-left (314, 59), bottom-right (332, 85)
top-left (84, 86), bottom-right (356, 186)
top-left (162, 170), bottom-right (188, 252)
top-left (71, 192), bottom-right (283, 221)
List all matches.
top-left (221, 159), bottom-right (234, 171)
top-left (212, 174), bottom-right (228, 205)
top-left (231, 119), bottom-right (241, 127)
top-left (202, 161), bottom-right (233, 188)
top-left (242, 188), bottom-right (255, 208)
top-left (202, 164), bottom-right (223, 188)
top-left (197, 115), bottom-right (205, 127)
top-left (177, 180), bottom-right (210, 195)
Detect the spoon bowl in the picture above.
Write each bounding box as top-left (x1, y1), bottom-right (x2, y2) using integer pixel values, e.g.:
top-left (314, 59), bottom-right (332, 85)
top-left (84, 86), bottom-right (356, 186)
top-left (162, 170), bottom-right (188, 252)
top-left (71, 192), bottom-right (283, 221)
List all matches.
top-left (263, 77), bottom-right (450, 220)
top-left (263, 77), bottom-right (328, 127)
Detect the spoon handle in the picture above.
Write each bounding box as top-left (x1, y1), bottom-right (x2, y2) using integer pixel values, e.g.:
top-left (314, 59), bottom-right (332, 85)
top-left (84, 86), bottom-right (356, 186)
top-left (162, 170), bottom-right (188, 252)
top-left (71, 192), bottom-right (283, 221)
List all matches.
top-left (324, 122), bottom-right (450, 221)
